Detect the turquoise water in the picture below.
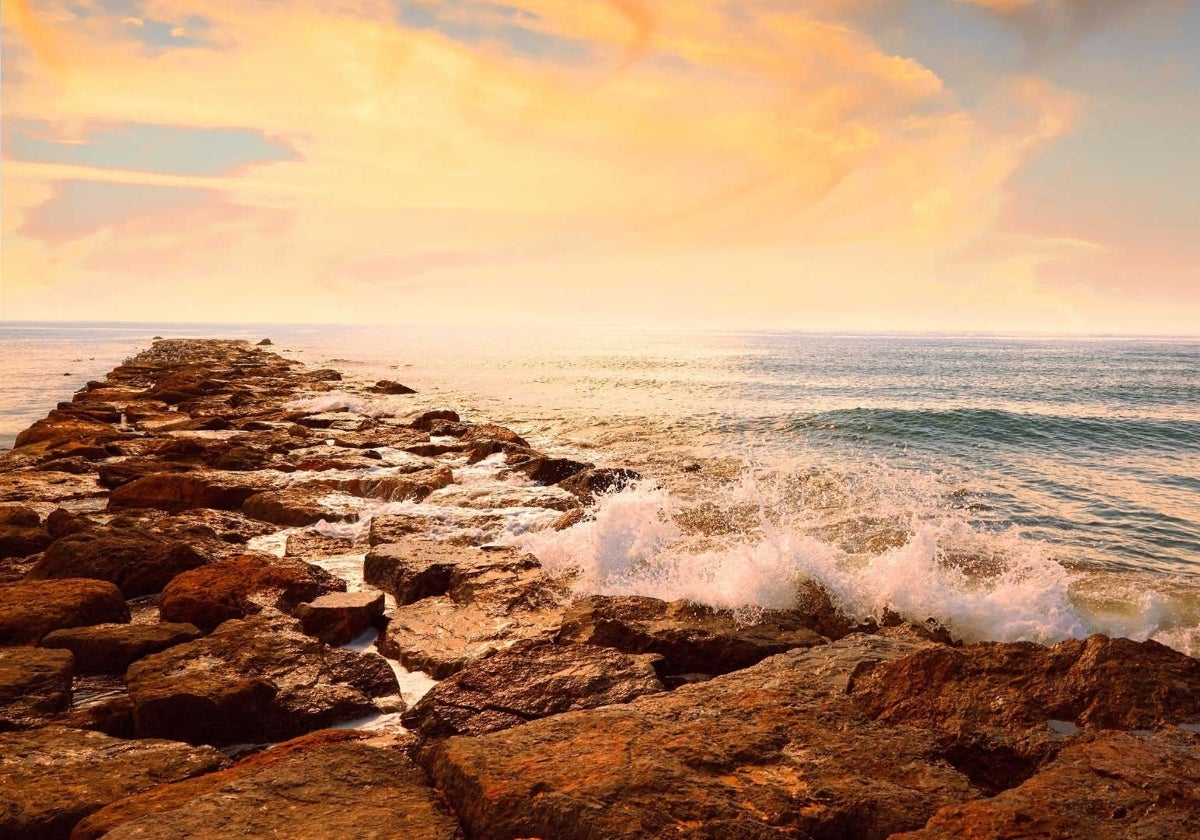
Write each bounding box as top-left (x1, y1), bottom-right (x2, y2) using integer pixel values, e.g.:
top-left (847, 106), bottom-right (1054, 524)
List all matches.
top-left (3, 322), bottom-right (1198, 648)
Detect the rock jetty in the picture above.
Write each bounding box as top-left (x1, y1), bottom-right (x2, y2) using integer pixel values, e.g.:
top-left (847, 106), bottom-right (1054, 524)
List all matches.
top-left (0, 338), bottom-right (1197, 839)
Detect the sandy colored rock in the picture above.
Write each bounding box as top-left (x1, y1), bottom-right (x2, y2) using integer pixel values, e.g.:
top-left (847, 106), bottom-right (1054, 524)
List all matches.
top-left (0, 646), bottom-right (74, 729)
top-left (126, 615), bottom-right (399, 745)
top-left (40, 622), bottom-right (202, 675)
top-left (159, 553), bottom-right (345, 632)
top-left (243, 486), bottom-right (360, 527)
top-left (0, 726), bottom-right (223, 840)
top-left (0, 579), bottom-right (130, 645)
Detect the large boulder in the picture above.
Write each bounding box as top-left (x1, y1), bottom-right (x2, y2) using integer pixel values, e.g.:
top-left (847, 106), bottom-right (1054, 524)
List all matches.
top-left (0, 726), bottom-right (223, 840)
top-left (423, 634), bottom-right (992, 840)
top-left (28, 519), bottom-right (216, 598)
top-left (73, 731), bottom-right (462, 840)
top-left (369, 379), bottom-right (417, 395)
top-left (126, 615), bottom-right (400, 745)
top-left (557, 467), bottom-right (641, 502)
top-left (108, 470), bottom-right (283, 513)
top-left (402, 642), bottom-right (665, 740)
top-left (158, 553), bottom-right (345, 632)
top-left (0, 579), bottom-right (130, 645)
top-left (243, 486), bottom-right (360, 527)
top-left (0, 647), bottom-right (73, 729)
top-left (13, 413), bottom-right (124, 449)
top-left (294, 591), bottom-right (386, 646)
top-left (851, 634), bottom-right (1200, 733)
top-left (0, 505), bottom-right (51, 559)
top-left (894, 731), bottom-right (1200, 840)
top-left (557, 595), bottom-right (826, 676)
top-left (40, 623), bottom-right (202, 675)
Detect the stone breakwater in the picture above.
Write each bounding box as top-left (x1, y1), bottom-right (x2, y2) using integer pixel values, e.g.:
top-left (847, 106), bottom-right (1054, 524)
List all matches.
top-left (0, 337), bottom-right (1198, 840)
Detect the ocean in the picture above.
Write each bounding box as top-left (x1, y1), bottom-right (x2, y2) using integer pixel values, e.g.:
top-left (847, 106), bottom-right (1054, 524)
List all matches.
top-left (3, 321), bottom-right (1198, 654)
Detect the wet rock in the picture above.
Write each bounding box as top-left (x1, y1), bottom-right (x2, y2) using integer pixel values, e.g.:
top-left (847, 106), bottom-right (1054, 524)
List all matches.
top-left (411, 409), bottom-right (460, 431)
top-left (558, 595), bottom-right (826, 676)
top-left (403, 642), bottom-right (665, 739)
top-left (426, 482), bottom-right (582, 513)
top-left (73, 731), bottom-right (462, 840)
top-left (126, 615), bottom-right (399, 745)
top-left (894, 731), bottom-right (1200, 840)
top-left (0, 504), bottom-right (52, 559)
top-left (243, 486), bottom-right (360, 527)
top-left (506, 453), bottom-right (593, 485)
top-left (0, 647), bottom-right (73, 729)
top-left (369, 379), bottom-right (417, 395)
top-left (424, 634), bottom-right (981, 840)
top-left (40, 623), bottom-right (202, 675)
top-left (13, 413), bottom-right (124, 450)
top-left (257, 338), bottom-right (273, 345)
top-left (557, 466), bottom-right (642, 502)
top-left (0, 726), bottom-right (224, 840)
top-left (108, 469), bottom-right (283, 513)
top-left (44, 507), bottom-right (90, 540)
top-left (29, 519), bottom-right (216, 598)
top-left (365, 539), bottom-right (553, 607)
top-left (851, 634), bottom-right (1200, 733)
top-left (0, 579), bottom-right (130, 645)
top-left (159, 553), bottom-right (346, 633)
top-left (294, 591), bottom-right (386, 646)
top-left (303, 464), bottom-right (454, 502)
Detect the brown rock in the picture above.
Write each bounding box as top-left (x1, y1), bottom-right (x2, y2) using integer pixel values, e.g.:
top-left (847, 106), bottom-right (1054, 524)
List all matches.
top-left (0, 504), bottom-right (51, 559)
top-left (44, 507), bottom-right (90, 540)
top-left (40, 623), bottom-right (202, 675)
top-left (303, 464), bottom-right (454, 502)
top-left (424, 634), bottom-right (982, 840)
top-left (127, 615), bottom-right (400, 745)
top-left (403, 642), bottom-right (665, 739)
top-left (13, 413), bottom-right (124, 449)
top-left (73, 731), bottom-right (462, 840)
top-left (0, 726), bottom-right (223, 840)
top-left (0, 579), bottom-right (130, 645)
top-left (851, 634), bottom-right (1200, 734)
top-left (108, 469), bottom-right (283, 513)
top-left (369, 379), bottom-right (417, 395)
top-left (894, 731), bottom-right (1200, 840)
top-left (243, 486), bottom-right (360, 527)
top-left (294, 591), bottom-right (386, 646)
top-left (558, 595), bottom-right (826, 676)
top-left (557, 466), bottom-right (642, 501)
top-left (159, 554), bottom-right (346, 633)
top-left (411, 409), bottom-right (460, 431)
top-left (506, 453), bottom-right (593, 485)
top-left (0, 647), bottom-right (73, 729)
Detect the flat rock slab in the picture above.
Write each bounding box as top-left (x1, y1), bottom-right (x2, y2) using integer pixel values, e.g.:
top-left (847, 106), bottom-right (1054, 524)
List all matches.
top-left (403, 642), bottom-right (665, 739)
top-left (159, 553), bottom-right (345, 632)
top-left (40, 622), bottom-right (202, 675)
top-left (558, 594), bottom-right (827, 676)
top-left (893, 731), bottom-right (1200, 840)
top-left (295, 590), bottom-right (386, 646)
top-left (243, 486), bottom-right (360, 527)
top-left (0, 579), bottom-right (130, 645)
top-left (76, 731), bottom-right (462, 840)
top-left (0, 647), bottom-right (73, 729)
top-left (424, 634), bottom-right (978, 840)
top-left (0, 726), bottom-right (224, 840)
top-left (107, 470), bottom-right (286, 513)
top-left (127, 615), bottom-right (400, 745)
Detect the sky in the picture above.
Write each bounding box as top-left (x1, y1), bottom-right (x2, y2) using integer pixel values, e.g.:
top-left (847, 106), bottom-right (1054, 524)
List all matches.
top-left (1, 0), bottom-right (1197, 332)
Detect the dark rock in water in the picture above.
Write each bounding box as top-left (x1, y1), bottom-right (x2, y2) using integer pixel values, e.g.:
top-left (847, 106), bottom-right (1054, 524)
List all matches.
top-left (411, 409), bottom-right (460, 431)
top-left (126, 615), bottom-right (400, 745)
top-left (851, 634), bottom-right (1200, 734)
top-left (893, 731), bottom-right (1200, 840)
top-left (159, 553), bottom-right (346, 633)
top-left (40, 622), bottom-right (202, 675)
top-left (72, 731), bottom-right (463, 840)
top-left (0, 647), bottom-right (74, 729)
top-left (403, 642), bottom-right (665, 740)
top-left (0, 726), bottom-right (224, 840)
top-left (294, 591), bottom-right (386, 646)
top-left (107, 469), bottom-right (283, 513)
top-left (506, 452), bottom-right (593, 485)
top-left (300, 368), bottom-right (342, 382)
top-left (243, 486), bottom-right (360, 527)
top-left (369, 379), bottom-right (417, 395)
top-left (0, 579), bottom-right (130, 645)
top-left (28, 519), bottom-right (216, 598)
top-left (424, 634), bottom-right (981, 840)
top-left (557, 466), bottom-right (642, 502)
top-left (557, 594), bottom-right (826, 676)
top-left (256, 338), bottom-right (273, 345)
top-left (0, 504), bottom-right (52, 559)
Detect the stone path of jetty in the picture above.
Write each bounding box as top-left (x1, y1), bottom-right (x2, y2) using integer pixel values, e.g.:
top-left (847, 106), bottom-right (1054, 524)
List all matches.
top-left (1, 338), bottom-right (1198, 839)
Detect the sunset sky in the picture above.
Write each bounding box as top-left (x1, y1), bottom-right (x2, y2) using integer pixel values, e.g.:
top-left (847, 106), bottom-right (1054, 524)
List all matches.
top-left (2, 0), bottom-right (1197, 332)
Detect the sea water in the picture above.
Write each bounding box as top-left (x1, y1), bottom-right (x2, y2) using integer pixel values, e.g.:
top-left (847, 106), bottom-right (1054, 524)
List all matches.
top-left (3, 321), bottom-right (1198, 653)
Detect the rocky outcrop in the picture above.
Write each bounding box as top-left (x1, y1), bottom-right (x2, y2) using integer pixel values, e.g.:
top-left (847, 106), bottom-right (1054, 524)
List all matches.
top-left (126, 615), bottom-right (399, 745)
top-left (107, 469), bottom-right (283, 513)
top-left (40, 623), bottom-right (202, 675)
top-left (0, 726), bottom-right (223, 840)
top-left (557, 466), bottom-right (642, 501)
top-left (0, 647), bottom-right (73, 729)
top-left (557, 594), bottom-right (826, 676)
top-left (0, 579), bottom-right (130, 645)
top-left (0, 504), bottom-right (51, 559)
top-left (243, 486), bottom-right (360, 527)
top-left (403, 642), bottom-right (665, 740)
top-left (158, 553), bottom-right (345, 632)
top-left (369, 379), bottom-right (417, 395)
top-left (72, 731), bottom-right (462, 840)
top-left (294, 591), bottom-right (386, 646)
